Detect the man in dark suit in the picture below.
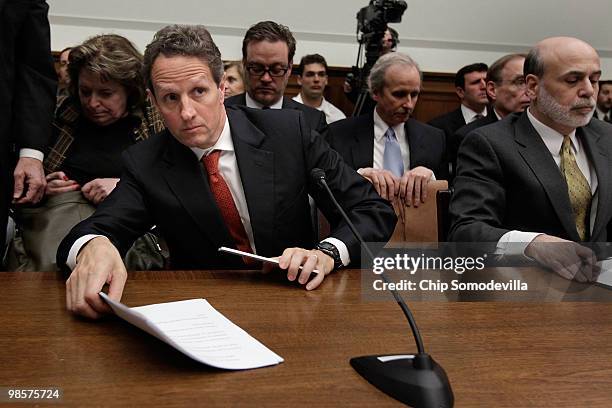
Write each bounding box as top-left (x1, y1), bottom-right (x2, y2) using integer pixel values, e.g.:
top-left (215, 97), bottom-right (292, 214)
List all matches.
top-left (454, 54), bottom-right (531, 167)
top-left (594, 80), bottom-right (611, 122)
top-left (58, 25), bottom-right (396, 319)
top-left (224, 21), bottom-right (327, 135)
top-left (0, 0), bottom-right (56, 264)
top-left (328, 52), bottom-right (447, 208)
top-left (428, 62), bottom-right (488, 178)
top-left (449, 37), bottom-right (611, 282)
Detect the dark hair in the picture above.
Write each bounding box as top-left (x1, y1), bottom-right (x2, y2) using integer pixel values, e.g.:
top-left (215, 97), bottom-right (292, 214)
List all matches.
top-left (298, 54), bottom-right (328, 76)
top-left (242, 21), bottom-right (296, 63)
top-left (455, 62), bottom-right (488, 89)
top-left (387, 27), bottom-right (399, 48)
top-left (68, 34), bottom-right (144, 111)
top-left (599, 79), bottom-right (612, 87)
top-left (143, 24), bottom-right (224, 94)
top-left (524, 47), bottom-right (545, 78)
top-left (59, 46), bottom-right (72, 56)
top-left (487, 54), bottom-right (526, 83)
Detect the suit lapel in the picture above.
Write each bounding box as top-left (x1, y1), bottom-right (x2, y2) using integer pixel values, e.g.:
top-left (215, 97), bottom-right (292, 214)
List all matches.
top-left (580, 126), bottom-right (610, 240)
top-left (226, 109), bottom-right (275, 253)
top-left (514, 114), bottom-right (580, 241)
top-left (405, 119), bottom-right (426, 168)
top-left (161, 131), bottom-right (235, 249)
top-left (350, 114), bottom-right (375, 168)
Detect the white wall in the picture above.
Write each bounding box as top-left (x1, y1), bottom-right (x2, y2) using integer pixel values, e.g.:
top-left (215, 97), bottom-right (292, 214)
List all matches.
top-left (48, 0), bottom-right (612, 76)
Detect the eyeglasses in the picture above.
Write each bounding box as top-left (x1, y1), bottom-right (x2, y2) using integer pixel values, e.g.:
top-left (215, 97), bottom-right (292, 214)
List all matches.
top-left (246, 63), bottom-right (289, 77)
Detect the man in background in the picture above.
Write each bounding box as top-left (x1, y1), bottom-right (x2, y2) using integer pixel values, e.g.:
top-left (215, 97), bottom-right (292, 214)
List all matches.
top-left (428, 62), bottom-right (488, 177)
top-left (293, 54), bottom-right (346, 124)
top-left (453, 54), bottom-right (530, 166)
top-left (595, 80), bottom-right (611, 122)
top-left (328, 52), bottom-right (446, 207)
top-left (225, 20), bottom-right (327, 134)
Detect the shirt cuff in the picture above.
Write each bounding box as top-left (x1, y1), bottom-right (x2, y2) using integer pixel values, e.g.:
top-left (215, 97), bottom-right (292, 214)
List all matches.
top-left (495, 231), bottom-right (543, 257)
top-left (67, 234), bottom-right (104, 270)
top-left (19, 148), bottom-right (44, 162)
top-left (321, 237), bottom-right (350, 266)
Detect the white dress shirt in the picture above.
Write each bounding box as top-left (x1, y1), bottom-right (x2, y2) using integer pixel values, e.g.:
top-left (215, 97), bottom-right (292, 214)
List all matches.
top-left (371, 108), bottom-right (410, 171)
top-left (496, 108), bottom-right (598, 255)
top-left (292, 94), bottom-right (346, 124)
top-left (461, 104), bottom-right (487, 124)
top-left (19, 148), bottom-right (44, 161)
top-left (596, 107), bottom-right (609, 121)
top-left (245, 92), bottom-right (283, 109)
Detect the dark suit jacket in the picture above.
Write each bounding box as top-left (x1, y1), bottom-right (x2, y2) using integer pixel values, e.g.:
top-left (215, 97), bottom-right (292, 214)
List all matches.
top-left (326, 113), bottom-right (448, 180)
top-left (0, 0), bottom-right (56, 251)
top-left (452, 113), bottom-right (499, 178)
top-left (57, 106), bottom-right (396, 270)
top-left (225, 93), bottom-right (328, 136)
top-left (428, 107), bottom-right (467, 179)
top-left (449, 111), bottom-right (612, 243)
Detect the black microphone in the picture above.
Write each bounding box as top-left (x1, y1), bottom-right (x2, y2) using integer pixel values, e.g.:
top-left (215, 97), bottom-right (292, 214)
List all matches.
top-left (311, 168), bottom-right (453, 408)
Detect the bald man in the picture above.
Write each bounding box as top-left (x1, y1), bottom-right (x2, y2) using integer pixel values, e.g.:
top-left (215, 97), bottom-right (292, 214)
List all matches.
top-left (449, 37), bottom-right (612, 282)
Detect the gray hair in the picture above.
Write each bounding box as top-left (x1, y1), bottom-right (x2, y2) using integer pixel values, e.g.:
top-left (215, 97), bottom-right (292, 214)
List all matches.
top-left (143, 24), bottom-right (224, 94)
top-left (368, 52), bottom-right (421, 97)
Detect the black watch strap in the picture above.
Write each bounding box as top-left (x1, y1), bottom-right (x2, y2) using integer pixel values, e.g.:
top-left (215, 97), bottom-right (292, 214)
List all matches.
top-left (316, 242), bottom-right (343, 270)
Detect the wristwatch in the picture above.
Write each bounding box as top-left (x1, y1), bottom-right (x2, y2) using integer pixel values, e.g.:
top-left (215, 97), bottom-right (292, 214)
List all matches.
top-left (316, 242), bottom-right (343, 270)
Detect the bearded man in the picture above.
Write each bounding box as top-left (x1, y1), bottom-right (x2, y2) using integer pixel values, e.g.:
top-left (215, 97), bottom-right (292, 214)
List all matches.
top-left (448, 37), bottom-right (612, 283)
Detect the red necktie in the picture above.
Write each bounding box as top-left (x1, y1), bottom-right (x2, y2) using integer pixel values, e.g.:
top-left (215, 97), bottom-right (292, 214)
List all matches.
top-left (202, 151), bottom-right (253, 259)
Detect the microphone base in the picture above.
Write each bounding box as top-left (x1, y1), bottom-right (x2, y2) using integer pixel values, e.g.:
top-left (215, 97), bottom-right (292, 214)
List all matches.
top-left (350, 353), bottom-right (453, 407)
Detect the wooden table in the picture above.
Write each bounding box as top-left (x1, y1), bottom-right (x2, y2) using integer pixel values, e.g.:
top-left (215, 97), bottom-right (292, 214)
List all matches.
top-left (0, 269), bottom-right (611, 407)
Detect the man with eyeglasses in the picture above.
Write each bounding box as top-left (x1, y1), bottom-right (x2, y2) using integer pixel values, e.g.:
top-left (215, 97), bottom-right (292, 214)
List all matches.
top-left (292, 54), bottom-right (346, 125)
top-left (453, 54), bottom-right (530, 169)
top-left (225, 21), bottom-right (327, 135)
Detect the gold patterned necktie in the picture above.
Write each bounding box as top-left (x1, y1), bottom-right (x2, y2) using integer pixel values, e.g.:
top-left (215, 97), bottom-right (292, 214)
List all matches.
top-left (559, 135), bottom-right (592, 241)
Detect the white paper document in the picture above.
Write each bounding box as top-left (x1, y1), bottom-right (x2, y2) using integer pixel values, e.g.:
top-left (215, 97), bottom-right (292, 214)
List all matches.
top-left (596, 259), bottom-right (612, 288)
top-left (99, 293), bottom-right (283, 370)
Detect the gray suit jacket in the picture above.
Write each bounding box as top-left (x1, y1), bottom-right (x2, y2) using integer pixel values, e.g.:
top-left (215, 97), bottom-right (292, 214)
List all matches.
top-left (449, 111), bottom-right (612, 243)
